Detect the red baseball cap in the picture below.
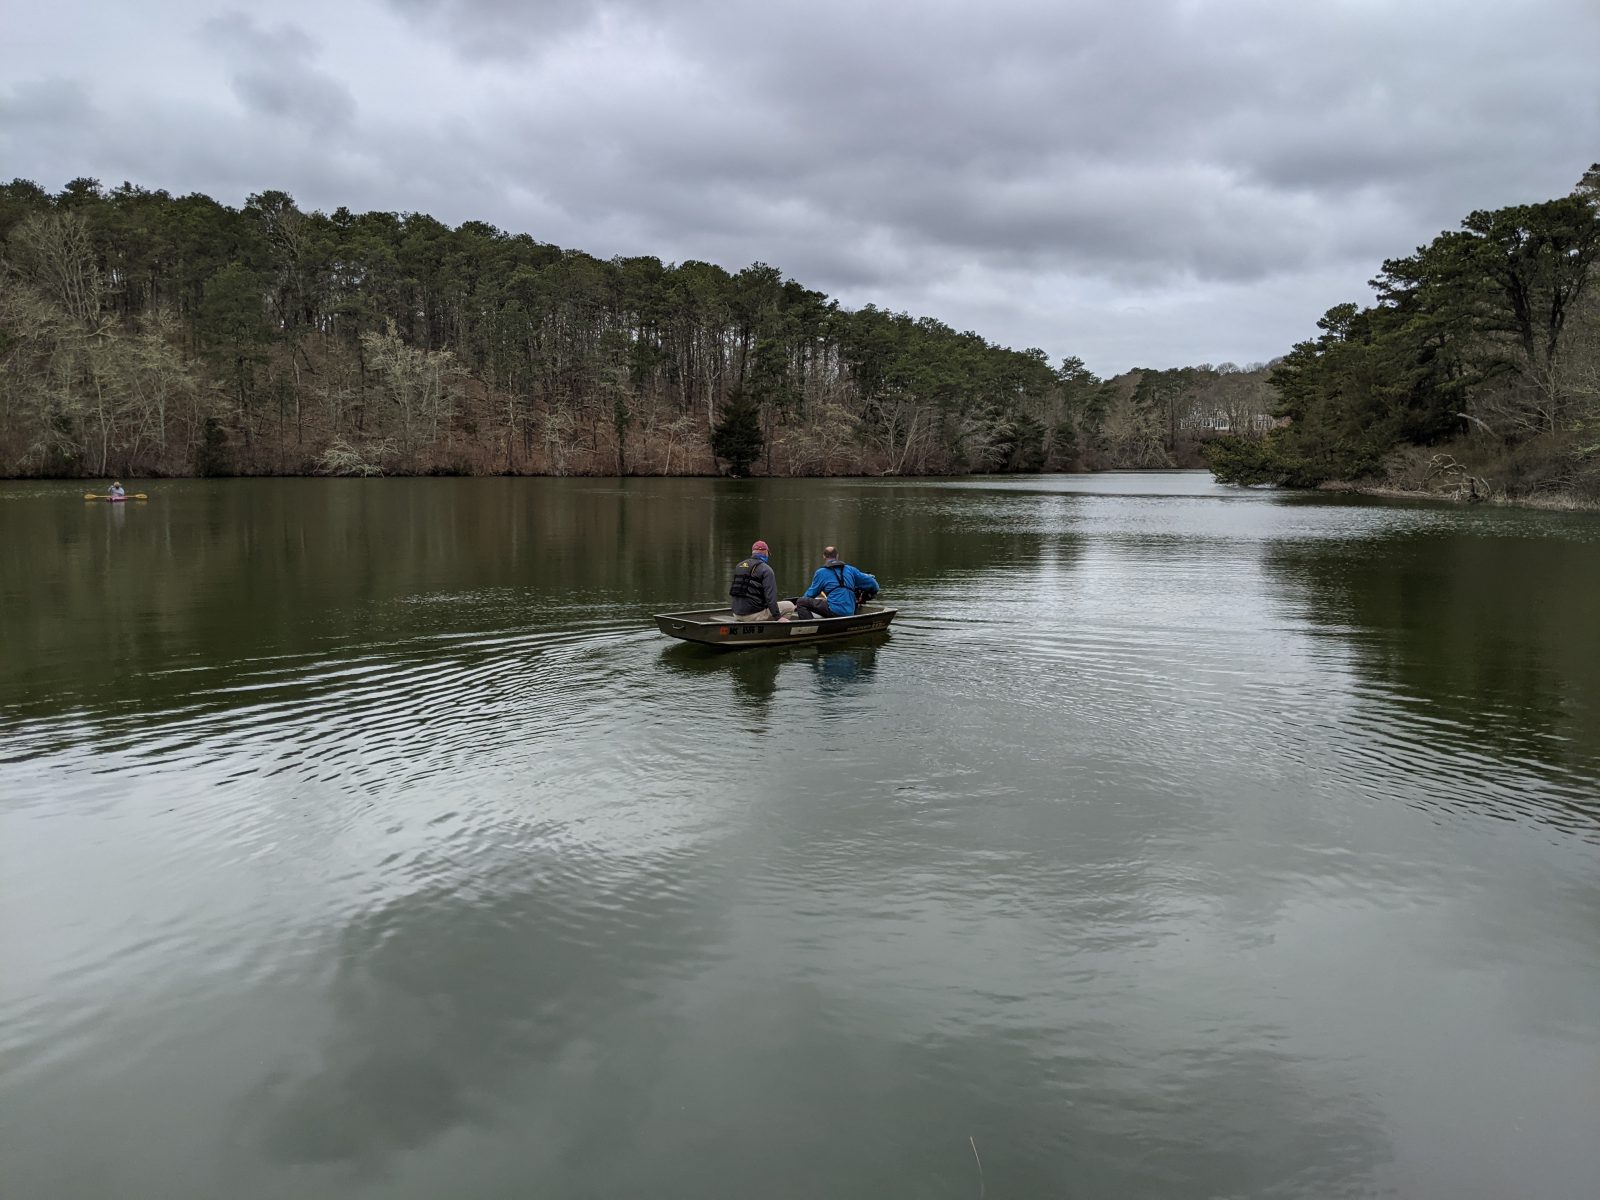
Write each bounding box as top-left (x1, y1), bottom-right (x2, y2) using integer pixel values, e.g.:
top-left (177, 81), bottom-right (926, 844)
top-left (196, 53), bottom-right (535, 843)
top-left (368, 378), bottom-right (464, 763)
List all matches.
top-left (751, 540), bottom-right (770, 555)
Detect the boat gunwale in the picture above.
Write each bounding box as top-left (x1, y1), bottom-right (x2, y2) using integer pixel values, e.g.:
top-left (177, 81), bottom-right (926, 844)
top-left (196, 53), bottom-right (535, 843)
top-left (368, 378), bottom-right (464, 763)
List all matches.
top-left (653, 602), bottom-right (897, 627)
top-left (653, 603), bottom-right (897, 647)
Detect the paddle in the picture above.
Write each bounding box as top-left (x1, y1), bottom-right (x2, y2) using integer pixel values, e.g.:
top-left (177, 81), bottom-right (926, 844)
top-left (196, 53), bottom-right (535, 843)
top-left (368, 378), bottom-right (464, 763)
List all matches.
top-left (83, 493), bottom-right (149, 500)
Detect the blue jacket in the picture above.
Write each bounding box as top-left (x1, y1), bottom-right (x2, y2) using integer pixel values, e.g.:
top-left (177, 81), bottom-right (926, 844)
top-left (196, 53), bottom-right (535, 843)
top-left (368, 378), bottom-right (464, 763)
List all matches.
top-left (803, 560), bottom-right (879, 616)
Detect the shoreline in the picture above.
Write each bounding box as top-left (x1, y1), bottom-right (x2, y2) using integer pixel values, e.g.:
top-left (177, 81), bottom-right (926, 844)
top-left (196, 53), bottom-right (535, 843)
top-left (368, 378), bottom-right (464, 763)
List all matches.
top-left (19, 471), bottom-right (1597, 512)
top-left (3, 466), bottom-right (1216, 484)
top-left (1316, 480), bottom-right (1600, 512)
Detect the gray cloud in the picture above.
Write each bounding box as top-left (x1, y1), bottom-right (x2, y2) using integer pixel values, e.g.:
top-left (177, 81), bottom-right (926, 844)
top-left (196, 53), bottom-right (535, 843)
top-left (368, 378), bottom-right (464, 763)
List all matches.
top-left (203, 12), bottom-right (355, 130)
top-left (3, 0), bottom-right (1599, 373)
top-left (0, 76), bottom-right (95, 129)
top-left (384, 0), bottom-right (658, 60)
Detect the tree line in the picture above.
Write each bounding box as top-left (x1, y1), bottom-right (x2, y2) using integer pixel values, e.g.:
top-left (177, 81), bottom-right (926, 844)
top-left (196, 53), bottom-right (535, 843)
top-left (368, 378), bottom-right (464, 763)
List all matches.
top-left (1208, 166), bottom-right (1600, 502)
top-left (0, 178), bottom-right (1274, 479)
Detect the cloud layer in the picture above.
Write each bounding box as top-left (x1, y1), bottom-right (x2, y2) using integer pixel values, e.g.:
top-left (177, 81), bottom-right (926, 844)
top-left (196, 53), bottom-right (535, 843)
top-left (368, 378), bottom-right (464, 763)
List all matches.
top-left (4, 0), bottom-right (1598, 373)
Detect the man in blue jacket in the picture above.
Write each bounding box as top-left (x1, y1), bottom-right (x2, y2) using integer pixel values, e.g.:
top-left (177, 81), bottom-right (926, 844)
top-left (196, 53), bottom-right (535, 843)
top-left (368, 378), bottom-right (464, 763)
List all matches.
top-left (794, 545), bottom-right (879, 619)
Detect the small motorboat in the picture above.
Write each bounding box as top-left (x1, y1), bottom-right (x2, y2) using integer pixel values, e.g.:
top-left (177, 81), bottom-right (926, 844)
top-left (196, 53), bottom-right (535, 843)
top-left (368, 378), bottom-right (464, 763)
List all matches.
top-left (654, 602), bottom-right (897, 648)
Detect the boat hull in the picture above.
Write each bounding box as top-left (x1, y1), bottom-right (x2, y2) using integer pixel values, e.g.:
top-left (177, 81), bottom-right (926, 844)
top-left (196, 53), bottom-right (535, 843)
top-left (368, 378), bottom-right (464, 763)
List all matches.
top-left (654, 603), bottom-right (897, 648)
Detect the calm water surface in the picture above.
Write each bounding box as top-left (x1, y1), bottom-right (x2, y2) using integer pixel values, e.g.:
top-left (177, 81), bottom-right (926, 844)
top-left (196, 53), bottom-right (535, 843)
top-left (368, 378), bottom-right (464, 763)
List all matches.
top-left (3, 474), bottom-right (1598, 1199)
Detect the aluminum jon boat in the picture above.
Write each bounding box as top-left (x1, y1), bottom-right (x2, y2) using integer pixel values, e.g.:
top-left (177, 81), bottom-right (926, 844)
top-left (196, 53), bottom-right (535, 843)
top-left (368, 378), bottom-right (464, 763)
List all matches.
top-left (654, 602), bottom-right (897, 648)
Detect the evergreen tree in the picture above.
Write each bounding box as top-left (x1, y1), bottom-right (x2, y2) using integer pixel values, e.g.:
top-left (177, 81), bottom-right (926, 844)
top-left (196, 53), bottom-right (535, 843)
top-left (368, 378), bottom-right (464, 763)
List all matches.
top-left (711, 388), bottom-right (764, 476)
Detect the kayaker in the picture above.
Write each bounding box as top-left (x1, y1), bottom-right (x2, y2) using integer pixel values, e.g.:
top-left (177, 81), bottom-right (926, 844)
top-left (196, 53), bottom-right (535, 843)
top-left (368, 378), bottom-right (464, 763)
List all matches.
top-left (108, 481), bottom-right (125, 499)
top-left (729, 540), bottom-right (795, 622)
top-left (794, 545), bottom-right (879, 619)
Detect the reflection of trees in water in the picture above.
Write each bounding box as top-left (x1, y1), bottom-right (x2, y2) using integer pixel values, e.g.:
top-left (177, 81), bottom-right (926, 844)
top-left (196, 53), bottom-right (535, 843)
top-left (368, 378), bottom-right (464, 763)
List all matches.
top-left (1265, 531), bottom-right (1600, 833)
top-left (236, 838), bottom-right (722, 1177)
top-left (2, 477), bottom-right (1020, 723)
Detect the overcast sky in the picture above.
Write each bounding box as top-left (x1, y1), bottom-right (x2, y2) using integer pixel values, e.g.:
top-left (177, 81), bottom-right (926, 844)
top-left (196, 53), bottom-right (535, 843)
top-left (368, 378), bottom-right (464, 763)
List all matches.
top-left (4, 0), bottom-right (1597, 375)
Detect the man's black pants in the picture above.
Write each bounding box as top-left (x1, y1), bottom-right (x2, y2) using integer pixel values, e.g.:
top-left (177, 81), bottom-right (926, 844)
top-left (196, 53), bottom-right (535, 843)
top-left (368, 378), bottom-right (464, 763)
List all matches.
top-left (793, 596), bottom-right (834, 619)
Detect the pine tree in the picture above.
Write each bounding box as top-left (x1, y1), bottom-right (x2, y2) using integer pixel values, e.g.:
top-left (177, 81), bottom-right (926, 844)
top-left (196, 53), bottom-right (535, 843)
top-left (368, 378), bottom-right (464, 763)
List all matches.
top-left (711, 388), bottom-right (764, 476)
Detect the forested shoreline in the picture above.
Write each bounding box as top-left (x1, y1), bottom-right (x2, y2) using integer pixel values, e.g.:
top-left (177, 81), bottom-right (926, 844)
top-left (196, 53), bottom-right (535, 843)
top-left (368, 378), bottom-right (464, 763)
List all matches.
top-left (0, 178), bottom-right (1275, 480)
top-left (1208, 167), bottom-right (1600, 504)
top-left (18, 169), bottom-right (1588, 499)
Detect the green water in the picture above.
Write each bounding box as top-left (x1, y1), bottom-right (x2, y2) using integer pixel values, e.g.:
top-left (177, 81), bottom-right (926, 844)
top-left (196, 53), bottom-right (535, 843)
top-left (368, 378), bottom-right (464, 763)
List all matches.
top-left (3, 474), bottom-right (1598, 1199)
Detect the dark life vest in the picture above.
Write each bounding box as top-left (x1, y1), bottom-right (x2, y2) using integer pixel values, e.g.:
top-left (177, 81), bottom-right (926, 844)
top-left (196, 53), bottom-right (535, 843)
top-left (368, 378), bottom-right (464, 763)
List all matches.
top-left (729, 558), bottom-right (769, 607)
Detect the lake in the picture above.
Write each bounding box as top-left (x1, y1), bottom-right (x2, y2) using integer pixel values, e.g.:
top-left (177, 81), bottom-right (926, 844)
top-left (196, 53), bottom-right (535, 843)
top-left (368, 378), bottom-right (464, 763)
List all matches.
top-left (2, 473), bottom-right (1598, 1199)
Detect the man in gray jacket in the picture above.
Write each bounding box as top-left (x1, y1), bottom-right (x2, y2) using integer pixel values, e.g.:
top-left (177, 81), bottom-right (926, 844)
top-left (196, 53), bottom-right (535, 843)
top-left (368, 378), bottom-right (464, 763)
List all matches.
top-left (728, 539), bottom-right (795, 621)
